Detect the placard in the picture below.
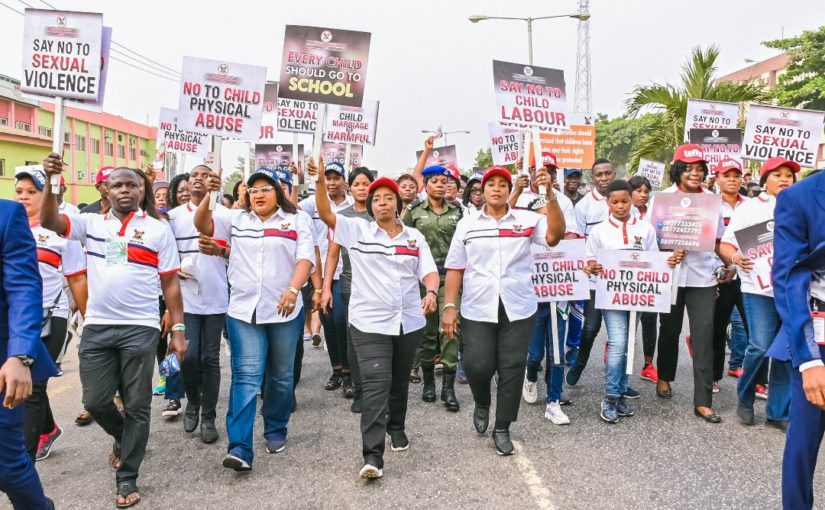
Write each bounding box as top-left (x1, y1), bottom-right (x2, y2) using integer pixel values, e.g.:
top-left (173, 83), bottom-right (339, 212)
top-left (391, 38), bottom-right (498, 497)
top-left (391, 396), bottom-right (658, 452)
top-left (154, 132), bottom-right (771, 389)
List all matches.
top-left (323, 100), bottom-right (379, 145)
top-left (157, 107), bottom-right (210, 157)
top-left (322, 142), bottom-right (362, 168)
top-left (531, 239), bottom-right (590, 303)
top-left (259, 82), bottom-right (279, 142)
top-left (683, 99), bottom-right (739, 142)
top-left (278, 96), bottom-right (321, 134)
top-left (22, 9), bottom-right (103, 101)
top-left (415, 145), bottom-right (458, 168)
top-left (279, 25), bottom-right (371, 107)
top-left (535, 113), bottom-right (595, 168)
top-left (255, 144), bottom-right (292, 171)
top-left (733, 219), bottom-right (774, 295)
top-left (742, 104), bottom-right (825, 166)
top-left (594, 249), bottom-right (674, 313)
top-left (688, 128), bottom-right (742, 170)
top-left (637, 159), bottom-right (665, 189)
top-left (493, 60), bottom-right (568, 130)
top-left (488, 123), bottom-right (521, 165)
top-left (177, 56), bottom-right (267, 140)
top-left (650, 192), bottom-right (722, 252)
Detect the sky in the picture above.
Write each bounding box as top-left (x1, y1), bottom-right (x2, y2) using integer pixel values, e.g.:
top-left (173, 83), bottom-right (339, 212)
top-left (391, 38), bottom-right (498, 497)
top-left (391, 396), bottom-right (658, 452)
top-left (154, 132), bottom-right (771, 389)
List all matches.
top-left (1, 0), bottom-right (823, 176)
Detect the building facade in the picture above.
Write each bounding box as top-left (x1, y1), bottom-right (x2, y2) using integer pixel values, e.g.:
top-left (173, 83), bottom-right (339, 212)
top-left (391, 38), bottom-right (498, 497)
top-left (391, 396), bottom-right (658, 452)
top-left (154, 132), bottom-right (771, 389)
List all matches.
top-left (0, 74), bottom-right (158, 205)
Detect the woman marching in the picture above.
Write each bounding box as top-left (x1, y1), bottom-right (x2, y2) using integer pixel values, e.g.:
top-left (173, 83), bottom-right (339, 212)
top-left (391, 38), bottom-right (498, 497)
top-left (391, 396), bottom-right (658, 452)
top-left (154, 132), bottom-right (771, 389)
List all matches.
top-left (443, 166), bottom-right (564, 455)
top-left (315, 160), bottom-right (439, 480)
top-left (195, 167), bottom-right (314, 471)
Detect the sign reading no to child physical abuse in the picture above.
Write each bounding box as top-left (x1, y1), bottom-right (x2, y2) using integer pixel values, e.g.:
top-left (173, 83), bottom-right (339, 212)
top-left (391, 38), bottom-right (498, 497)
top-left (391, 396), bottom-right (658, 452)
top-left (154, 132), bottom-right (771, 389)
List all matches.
top-left (742, 104), bottom-right (825, 167)
top-left (493, 60), bottom-right (568, 131)
top-left (157, 107), bottom-right (210, 157)
top-left (650, 192), bottom-right (722, 252)
top-left (531, 239), bottom-right (589, 303)
top-left (323, 100), bottom-right (379, 145)
top-left (177, 56), bottom-right (267, 140)
top-left (594, 249), bottom-right (674, 313)
top-left (683, 99), bottom-right (739, 142)
top-left (488, 123), bottom-right (521, 165)
top-left (733, 219), bottom-right (774, 295)
top-left (279, 25), bottom-right (371, 107)
top-left (21, 8), bottom-right (102, 101)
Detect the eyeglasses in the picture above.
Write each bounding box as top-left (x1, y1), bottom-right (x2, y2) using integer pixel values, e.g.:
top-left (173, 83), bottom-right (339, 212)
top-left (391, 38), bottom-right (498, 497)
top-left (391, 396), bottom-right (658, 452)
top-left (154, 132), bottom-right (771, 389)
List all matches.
top-left (470, 189), bottom-right (482, 195)
top-left (248, 185), bottom-right (275, 195)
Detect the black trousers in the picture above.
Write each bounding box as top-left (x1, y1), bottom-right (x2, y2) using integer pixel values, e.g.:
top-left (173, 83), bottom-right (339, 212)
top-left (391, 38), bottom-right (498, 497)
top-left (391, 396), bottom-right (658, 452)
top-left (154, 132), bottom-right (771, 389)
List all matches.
top-left (657, 286), bottom-right (717, 408)
top-left (461, 301), bottom-right (536, 424)
top-left (350, 325), bottom-right (422, 469)
top-left (571, 290), bottom-right (602, 372)
top-left (341, 292), bottom-right (362, 394)
top-left (181, 313), bottom-right (225, 421)
top-left (712, 279), bottom-right (748, 381)
top-left (24, 316), bottom-right (67, 460)
top-left (640, 312), bottom-right (658, 359)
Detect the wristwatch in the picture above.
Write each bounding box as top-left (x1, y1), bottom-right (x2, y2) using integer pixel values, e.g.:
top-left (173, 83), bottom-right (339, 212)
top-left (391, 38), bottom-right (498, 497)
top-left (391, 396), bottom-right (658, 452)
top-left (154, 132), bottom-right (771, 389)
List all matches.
top-left (13, 355), bottom-right (35, 367)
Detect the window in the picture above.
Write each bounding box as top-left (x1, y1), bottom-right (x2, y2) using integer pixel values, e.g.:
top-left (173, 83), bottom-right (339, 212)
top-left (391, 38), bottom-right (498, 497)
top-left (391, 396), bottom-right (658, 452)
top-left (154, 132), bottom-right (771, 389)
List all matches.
top-left (75, 135), bottom-right (86, 151)
top-left (117, 134), bottom-right (123, 142)
top-left (38, 126), bottom-right (53, 138)
top-left (63, 133), bottom-right (70, 144)
top-left (105, 142), bottom-right (113, 157)
top-left (0, 117), bottom-right (8, 126)
top-left (117, 145), bottom-right (125, 158)
top-left (129, 137), bottom-right (136, 147)
top-left (15, 121), bottom-right (31, 132)
top-left (0, 159), bottom-right (5, 177)
top-left (129, 147), bottom-right (137, 161)
top-left (90, 138), bottom-right (100, 153)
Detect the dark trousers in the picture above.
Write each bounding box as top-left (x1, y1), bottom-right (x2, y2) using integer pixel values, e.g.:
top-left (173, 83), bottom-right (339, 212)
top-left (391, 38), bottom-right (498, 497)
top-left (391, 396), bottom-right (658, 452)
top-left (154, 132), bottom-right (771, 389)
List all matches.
top-left (657, 286), bottom-right (716, 408)
top-left (640, 312), bottom-right (658, 359)
top-left (341, 292), bottom-right (361, 394)
top-left (461, 301), bottom-right (536, 424)
top-left (181, 313), bottom-right (225, 421)
top-left (321, 280), bottom-right (348, 370)
top-left (79, 324), bottom-right (158, 484)
top-left (571, 290), bottom-right (602, 372)
top-left (783, 350), bottom-right (825, 510)
top-left (712, 279), bottom-right (748, 380)
top-left (24, 316), bottom-right (67, 459)
top-left (0, 404), bottom-right (52, 510)
top-left (350, 325), bottom-right (422, 469)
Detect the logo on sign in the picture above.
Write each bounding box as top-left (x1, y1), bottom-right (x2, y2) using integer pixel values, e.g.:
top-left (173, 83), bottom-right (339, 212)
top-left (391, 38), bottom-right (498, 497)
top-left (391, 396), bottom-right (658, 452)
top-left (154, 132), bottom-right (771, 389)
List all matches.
top-left (780, 112), bottom-right (790, 119)
top-left (433, 151), bottom-right (440, 158)
top-left (712, 129), bottom-right (719, 137)
top-left (218, 64), bottom-right (228, 74)
top-left (205, 64), bottom-right (241, 85)
top-left (45, 13), bottom-right (78, 37)
top-left (680, 197), bottom-right (692, 208)
top-left (523, 66), bottom-right (534, 77)
top-left (767, 220), bottom-right (775, 232)
top-left (321, 30), bottom-right (333, 43)
top-left (276, 145), bottom-right (283, 152)
top-left (57, 14), bottom-right (66, 26)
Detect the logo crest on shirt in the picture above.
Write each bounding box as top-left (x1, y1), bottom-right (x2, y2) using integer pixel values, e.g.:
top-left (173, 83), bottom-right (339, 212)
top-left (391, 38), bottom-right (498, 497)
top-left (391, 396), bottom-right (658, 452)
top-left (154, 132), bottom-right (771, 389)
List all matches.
top-left (407, 239), bottom-right (417, 249)
top-left (37, 233), bottom-right (49, 245)
top-left (513, 224), bottom-right (523, 233)
top-left (131, 229), bottom-right (144, 242)
top-left (281, 223), bottom-right (291, 230)
top-left (633, 236), bottom-right (644, 250)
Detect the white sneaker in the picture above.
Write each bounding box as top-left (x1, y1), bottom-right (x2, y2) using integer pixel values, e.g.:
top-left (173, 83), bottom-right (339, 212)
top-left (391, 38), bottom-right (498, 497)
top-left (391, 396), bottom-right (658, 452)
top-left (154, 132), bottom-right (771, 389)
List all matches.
top-left (359, 463), bottom-right (383, 480)
top-left (522, 377), bottom-right (538, 404)
top-left (544, 401), bottom-right (570, 425)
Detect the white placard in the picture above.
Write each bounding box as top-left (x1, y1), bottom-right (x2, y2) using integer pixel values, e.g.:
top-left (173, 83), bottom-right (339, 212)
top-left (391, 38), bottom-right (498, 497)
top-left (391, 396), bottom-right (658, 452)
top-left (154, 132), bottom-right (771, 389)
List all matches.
top-left (637, 159), bottom-right (665, 188)
top-left (323, 99), bottom-right (379, 146)
top-left (742, 104), bottom-right (825, 167)
top-left (683, 99), bottom-right (739, 142)
top-left (157, 107), bottom-right (210, 157)
top-left (594, 249), bottom-right (674, 313)
top-left (531, 239), bottom-right (590, 303)
top-left (488, 122), bottom-right (521, 166)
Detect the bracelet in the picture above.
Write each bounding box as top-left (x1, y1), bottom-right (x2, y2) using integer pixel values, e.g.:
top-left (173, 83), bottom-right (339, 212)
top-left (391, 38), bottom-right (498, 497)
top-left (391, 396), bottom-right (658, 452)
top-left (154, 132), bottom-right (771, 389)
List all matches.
top-left (171, 323), bottom-right (186, 332)
top-left (427, 289), bottom-right (438, 297)
top-left (314, 288), bottom-right (323, 294)
top-left (444, 303), bottom-right (457, 310)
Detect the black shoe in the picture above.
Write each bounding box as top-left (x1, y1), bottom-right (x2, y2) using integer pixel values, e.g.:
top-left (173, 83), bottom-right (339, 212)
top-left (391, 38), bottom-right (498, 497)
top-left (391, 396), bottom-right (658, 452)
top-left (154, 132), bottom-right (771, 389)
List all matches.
top-left (473, 405), bottom-right (490, 434)
top-left (184, 404), bottom-right (200, 433)
top-left (342, 375), bottom-right (355, 399)
top-left (492, 429), bottom-right (514, 456)
top-left (694, 407), bottom-right (722, 424)
top-left (388, 430), bottom-right (409, 451)
top-left (766, 419), bottom-right (788, 433)
top-left (201, 421), bottom-right (218, 444)
top-left (441, 369), bottom-right (460, 412)
top-left (350, 394), bottom-right (362, 414)
top-left (566, 364), bottom-right (583, 386)
top-left (737, 403), bottom-right (755, 425)
top-left (422, 365), bottom-right (436, 402)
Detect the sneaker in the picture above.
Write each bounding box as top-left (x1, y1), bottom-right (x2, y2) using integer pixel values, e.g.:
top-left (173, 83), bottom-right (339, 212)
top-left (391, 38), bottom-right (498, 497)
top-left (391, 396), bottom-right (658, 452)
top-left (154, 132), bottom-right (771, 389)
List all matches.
top-left (388, 430), bottom-right (409, 451)
top-left (756, 384), bottom-right (768, 400)
top-left (492, 429), bottom-right (514, 456)
top-left (162, 399), bottom-right (182, 419)
top-left (544, 401), bottom-right (570, 425)
top-left (623, 387), bottom-right (641, 400)
top-left (303, 333), bottom-right (312, 342)
top-left (359, 463), bottom-right (383, 480)
top-left (728, 367), bottom-right (743, 378)
top-left (522, 375), bottom-right (538, 404)
top-left (712, 381), bottom-right (721, 394)
top-left (152, 376), bottom-right (166, 396)
top-left (600, 397), bottom-right (619, 424)
top-left (640, 363), bottom-right (659, 383)
top-left (222, 449), bottom-right (251, 472)
top-left (55, 368), bottom-right (63, 377)
top-left (265, 435), bottom-right (287, 454)
top-left (566, 364), bottom-right (583, 386)
top-left (616, 396), bottom-right (634, 417)
top-left (36, 425), bottom-right (62, 461)
top-left (564, 348), bottom-right (579, 366)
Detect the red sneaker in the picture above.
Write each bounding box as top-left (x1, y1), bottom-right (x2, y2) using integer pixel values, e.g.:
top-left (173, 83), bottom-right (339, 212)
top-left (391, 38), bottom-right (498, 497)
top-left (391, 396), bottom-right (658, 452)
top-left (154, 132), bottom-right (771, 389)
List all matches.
top-left (640, 363), bottom-right (659, 383)
top-left (727, 367), bottom-right (743, 378)
top-left (756, 384), bottom-right (768, 400)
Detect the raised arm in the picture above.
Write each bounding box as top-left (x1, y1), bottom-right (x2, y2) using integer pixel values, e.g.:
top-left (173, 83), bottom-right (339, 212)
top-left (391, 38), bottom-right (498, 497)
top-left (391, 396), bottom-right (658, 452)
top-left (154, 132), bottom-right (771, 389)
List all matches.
top-left (312, 157), bottom-right (337, 230)
top-left (411, 136), bottom-right (435, 190)
top-left (40, 152), bottom-right (70, 235)
top-left (194, 171), bottom-right (220, 237)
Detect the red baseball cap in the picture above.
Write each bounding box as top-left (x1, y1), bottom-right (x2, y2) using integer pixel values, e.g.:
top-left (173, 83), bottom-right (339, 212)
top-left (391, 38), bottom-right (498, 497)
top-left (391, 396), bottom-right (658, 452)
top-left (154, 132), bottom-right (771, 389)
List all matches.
top-left (673, 144), bottom-right (707, 164)
top-left (481, 166), bottom-right (513, 189)
top-left (528, 150), bottom-right (558, 170)
top-left (368, 176), bottom-right (400, 195)
top-left (714, 157), bottom-right (743, 176)
top-left (96, 166), bottom-right (115, 184)
top-left (759, 157), bottom-right (800, 179)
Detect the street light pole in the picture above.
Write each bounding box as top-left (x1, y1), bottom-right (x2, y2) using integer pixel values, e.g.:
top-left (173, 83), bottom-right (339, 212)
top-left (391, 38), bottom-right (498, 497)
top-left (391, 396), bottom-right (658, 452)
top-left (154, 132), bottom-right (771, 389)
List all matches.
top-left (526, 18), bottom-right (533, 65)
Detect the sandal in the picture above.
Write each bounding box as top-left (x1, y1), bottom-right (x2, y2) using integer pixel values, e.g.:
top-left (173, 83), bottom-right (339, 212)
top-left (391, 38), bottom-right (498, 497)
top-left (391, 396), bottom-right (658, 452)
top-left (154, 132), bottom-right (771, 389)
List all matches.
top-left (109, 442), bottom-right (122, 471)
top-left (324, 373), bottom-right (342, 391)
top-left (342, 375), bottom-right (355, 399)
top-left (115, 480), bottom-right (141, 508)
top-left (75, 410), bottom-right (94, 426)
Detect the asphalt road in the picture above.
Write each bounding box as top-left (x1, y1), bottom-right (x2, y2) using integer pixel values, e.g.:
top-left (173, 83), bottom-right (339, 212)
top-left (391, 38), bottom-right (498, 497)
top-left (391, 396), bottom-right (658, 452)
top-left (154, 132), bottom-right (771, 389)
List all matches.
top-left (4, 327), bottom-right (821, 510)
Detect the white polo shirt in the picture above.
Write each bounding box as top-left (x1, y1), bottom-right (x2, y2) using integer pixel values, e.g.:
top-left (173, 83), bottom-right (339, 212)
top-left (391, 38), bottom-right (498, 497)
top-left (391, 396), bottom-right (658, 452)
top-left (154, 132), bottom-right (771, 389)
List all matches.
top-left (58, 201), bottom-right (80, 216)
top-left (515, 188), bottom-right (578, 236)
top-left (716, 194), bottom-right (747, 266)
top-left (332, 216), bottom-right (437, 335)
top-left (299, 194), bottom-right (352, 279)
top-left (168, 201), bottom-right (231, 315)
top-left (32, 224), bottom-right (86, 319)
top-left (721, 193), bottom-right (776, 296)
top-left (585, 215), bottom-right (659, 270)
top-left (62, 210), bottom-right (180, 329)
top-left (575, 189), bottom-right (608, 238)
top-left (445, 206), bottom-right (549, 323)
top-left (651, 184), bottom-right (724, 288)
top-left (216, 208), bottom-right (315, 324)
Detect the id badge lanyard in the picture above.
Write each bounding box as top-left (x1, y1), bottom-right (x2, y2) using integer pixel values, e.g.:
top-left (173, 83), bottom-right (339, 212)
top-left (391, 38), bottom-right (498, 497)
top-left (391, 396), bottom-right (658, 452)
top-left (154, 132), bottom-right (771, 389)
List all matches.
top-left (105, 211), bottom-right (136, 266)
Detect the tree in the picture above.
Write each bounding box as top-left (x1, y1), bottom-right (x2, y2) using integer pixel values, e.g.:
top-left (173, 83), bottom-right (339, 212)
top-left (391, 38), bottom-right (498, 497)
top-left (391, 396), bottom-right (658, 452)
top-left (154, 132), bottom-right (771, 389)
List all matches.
top-left (474, 147), bottom-right (493, 168)
top-left (764, 26), bottom-right (825, 110)
top-left (221, 156), bottom-right (245, 195)
top-left (594, 113), bottom-right (659, 173)
top-left (624, 46), bottom-right (763, 175)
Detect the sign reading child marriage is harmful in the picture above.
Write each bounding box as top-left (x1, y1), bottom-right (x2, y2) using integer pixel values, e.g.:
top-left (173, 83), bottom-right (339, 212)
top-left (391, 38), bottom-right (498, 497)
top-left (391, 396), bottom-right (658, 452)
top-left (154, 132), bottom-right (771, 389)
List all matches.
top-left (178, 57), bottom-right (267, 140)
top-left (594, 249), bottom-right (674, 313)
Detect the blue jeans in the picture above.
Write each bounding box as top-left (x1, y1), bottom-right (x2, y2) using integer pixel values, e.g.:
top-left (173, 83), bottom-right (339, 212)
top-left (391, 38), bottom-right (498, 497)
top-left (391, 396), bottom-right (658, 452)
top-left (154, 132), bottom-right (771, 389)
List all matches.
top-left (164, 371), bottom-right (185, 400)
top-left (737, 293), bottom-right (791, 421)
top-left (728, 307), bottom-right (747, 370)
top-left (225, 316), bottom-right (301, 463)
top-left (565, 300), bottom-right (584, 349)
top-left (526, 303), bottom-right (567, 402)
top-left (602, 310), bottom-right (631, 397)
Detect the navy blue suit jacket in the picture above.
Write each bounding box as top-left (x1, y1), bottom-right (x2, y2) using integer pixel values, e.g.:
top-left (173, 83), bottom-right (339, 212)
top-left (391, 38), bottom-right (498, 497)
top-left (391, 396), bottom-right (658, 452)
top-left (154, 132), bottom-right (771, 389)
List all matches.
top-left (768, 172), bottom-right (825, 367)
top-left (0, 199), bottom-right (57, 383)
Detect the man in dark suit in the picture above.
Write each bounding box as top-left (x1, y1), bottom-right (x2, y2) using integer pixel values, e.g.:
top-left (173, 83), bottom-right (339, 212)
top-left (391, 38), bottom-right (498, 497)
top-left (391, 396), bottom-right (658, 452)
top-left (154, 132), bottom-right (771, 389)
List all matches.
top-left (768, 170), bottom-right (825, 509)
top-left (0, 199), bottom-right (57, 509)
